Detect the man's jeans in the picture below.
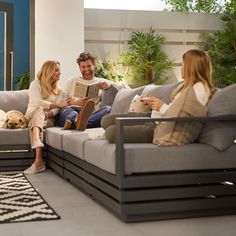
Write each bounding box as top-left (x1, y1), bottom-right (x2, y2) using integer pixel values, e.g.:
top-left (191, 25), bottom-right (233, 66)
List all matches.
top-left (59, 106), bottom-right (111, 128)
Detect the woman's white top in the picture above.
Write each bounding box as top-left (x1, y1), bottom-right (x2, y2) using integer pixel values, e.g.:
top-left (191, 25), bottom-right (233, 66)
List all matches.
top-left (151, 82), bottom-right (211, 118)
top-left (25, 79), bottom-right (63, 118)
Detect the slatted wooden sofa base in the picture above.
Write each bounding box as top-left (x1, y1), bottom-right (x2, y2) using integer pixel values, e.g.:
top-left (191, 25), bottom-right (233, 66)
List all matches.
top-left (46, 116), bottom-right (236, 222)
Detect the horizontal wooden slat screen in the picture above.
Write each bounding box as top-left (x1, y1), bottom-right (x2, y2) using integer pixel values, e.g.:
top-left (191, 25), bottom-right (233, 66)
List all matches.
top-left (85, 9), bottom-right (222, 81)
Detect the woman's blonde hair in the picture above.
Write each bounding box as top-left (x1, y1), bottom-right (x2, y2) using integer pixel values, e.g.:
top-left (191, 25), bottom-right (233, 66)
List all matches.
top-left (37, 60), bottom-right (61, 99)
top-left (180, 49), bottom-right (215, 95)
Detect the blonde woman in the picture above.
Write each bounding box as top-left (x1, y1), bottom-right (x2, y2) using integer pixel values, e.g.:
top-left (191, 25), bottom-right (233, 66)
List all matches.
top-left (24, 60), bottom-right (69, 174)
top-left (102, 49), bottom-right (216, 143)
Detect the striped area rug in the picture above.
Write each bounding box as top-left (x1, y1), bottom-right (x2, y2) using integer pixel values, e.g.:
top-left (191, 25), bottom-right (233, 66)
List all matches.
top-left (0, 173), bottom-right (60, 223)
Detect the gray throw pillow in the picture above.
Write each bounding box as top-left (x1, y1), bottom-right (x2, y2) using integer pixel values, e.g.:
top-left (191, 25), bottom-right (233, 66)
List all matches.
top-left (141, 81), bottom-right (182, 103)
top-left (199, 84), bottom-right (236, 151)
top-left (111, 86), bottom-right (145, 114)
top-left (100, 84), bottom-right (119, 107)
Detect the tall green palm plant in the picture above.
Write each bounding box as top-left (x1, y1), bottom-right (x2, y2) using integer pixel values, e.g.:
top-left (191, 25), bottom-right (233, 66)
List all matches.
top-left (200, 11), bottom-right (236, 87)
top-left (121, 27), bottom-right (173, 85)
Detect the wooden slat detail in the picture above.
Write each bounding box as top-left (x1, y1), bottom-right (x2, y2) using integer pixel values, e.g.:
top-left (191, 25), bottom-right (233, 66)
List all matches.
top-left (85, 39), bottom-right (199, 45)
top-left (85, 27), bottom-right (217, 34)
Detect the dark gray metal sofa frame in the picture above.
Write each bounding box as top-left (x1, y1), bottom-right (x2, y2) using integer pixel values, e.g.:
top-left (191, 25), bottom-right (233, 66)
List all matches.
top-left (0, 144), bottom-right (35, 171)
top-left (46, 115), bottom-right (236, 222)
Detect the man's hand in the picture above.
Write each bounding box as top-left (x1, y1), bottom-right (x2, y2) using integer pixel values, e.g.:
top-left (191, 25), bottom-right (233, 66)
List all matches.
top-left (98, 82), bottom-right (110, 90)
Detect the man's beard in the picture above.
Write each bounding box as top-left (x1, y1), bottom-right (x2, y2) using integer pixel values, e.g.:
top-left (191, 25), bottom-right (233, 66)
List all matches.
top-left (82, 71), bottom-right (94, 80)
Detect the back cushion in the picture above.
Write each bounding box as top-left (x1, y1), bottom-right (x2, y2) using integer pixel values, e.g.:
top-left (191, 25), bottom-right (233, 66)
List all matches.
top-left (141, 81), bottom-right (183, 103)
top-left (111, 81), bottom-right (182, 114)
top-left (0, 90), bottom-right (29, 114)
top-left (111, 86), bottom-right (145, 114)
top-left (199, 84), bottom-right (236, 151)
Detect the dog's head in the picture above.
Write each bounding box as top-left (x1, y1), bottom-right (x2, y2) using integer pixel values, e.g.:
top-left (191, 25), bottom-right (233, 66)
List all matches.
top-left (4, 116), bottom-right (27, 129)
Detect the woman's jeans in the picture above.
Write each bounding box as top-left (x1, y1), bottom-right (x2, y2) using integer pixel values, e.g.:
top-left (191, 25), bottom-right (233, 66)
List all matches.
top-left (59, 106), bottom-right (111, 128)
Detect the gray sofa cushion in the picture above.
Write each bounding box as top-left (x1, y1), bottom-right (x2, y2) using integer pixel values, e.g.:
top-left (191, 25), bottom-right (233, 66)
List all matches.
top-left (84, 139), bottom-right (116, 173)
top-left (62, 128), bottom-right (104, 159)
top-left (0, 90), bottom-right (29, 114)
top-left (199, 84), bottom-right (236, 151)
top-left (110, 82), bottom-right (181, 114)
top-left (141, 81), bottom-right (182, 103)
top-left (84, 141), bottom-right (236, 174)
top-left (46, 127), bottom-right (75, 151)
top-left (100, 84), bottom-right (119, 107)
top-left (111, 86), bottom-right (145, 114)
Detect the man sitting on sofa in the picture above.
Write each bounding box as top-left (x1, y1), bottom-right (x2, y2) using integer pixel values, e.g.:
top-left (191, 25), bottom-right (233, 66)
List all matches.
top-left (58, 52), bottom-right (119, 131)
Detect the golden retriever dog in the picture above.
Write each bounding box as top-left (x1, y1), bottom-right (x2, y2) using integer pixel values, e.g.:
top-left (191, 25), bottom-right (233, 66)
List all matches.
top-left (2, 110), bottom-right (28, 129)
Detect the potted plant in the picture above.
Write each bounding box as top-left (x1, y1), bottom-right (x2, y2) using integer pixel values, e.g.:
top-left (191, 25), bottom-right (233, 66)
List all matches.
top-left (15, 72), bottom-right (30, 90)
top-left (121, 27), bottom-right (173, 85)
top-left (95, 57), bottom-right (125, 82)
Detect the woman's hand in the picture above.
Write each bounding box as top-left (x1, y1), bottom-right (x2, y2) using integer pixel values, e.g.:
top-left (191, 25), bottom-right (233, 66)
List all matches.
top-left (44, 111), bottom-right (53, 120)
top-left (148, 96), bottom-right (164, 111)
top-left (59, 100), bottom-right (70, 108)
top-left (141, 96), bottom-right (164, 111)
top-left (49, 100), bottom-right (70, 109)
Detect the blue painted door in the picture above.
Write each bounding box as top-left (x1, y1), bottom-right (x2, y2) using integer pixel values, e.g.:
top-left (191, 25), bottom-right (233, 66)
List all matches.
top-left (0, 1), bottom-right (13, 91)
top-left (0, 11), bottom-right (4, 90)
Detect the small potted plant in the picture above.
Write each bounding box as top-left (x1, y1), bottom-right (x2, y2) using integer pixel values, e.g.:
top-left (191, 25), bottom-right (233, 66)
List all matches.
top-left (15, 72), bottom-right (30, 90)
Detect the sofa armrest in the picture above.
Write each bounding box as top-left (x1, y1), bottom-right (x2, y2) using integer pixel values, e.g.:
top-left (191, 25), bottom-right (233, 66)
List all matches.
top-left (115, 115), bottom-right (236, 180)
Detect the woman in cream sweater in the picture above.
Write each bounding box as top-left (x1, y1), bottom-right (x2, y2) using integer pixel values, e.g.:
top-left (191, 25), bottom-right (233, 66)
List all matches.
top-left (24, 60), bottom-right (69, 174)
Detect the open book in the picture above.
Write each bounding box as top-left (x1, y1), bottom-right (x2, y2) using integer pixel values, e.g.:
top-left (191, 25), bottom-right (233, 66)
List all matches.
top-left (74, 81), bottom-right (99, 98)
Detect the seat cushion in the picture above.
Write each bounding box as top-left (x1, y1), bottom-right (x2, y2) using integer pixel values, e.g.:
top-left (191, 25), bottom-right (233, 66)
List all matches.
top-left (46, 127), bottom-right (78, 151)
top-left (199, 84), bottom-right (236, 151)
top-left (84, 141), bottom-right (236, 174)
top-left (0, 128), bottom-right (30, 145)
top-left (62, 128), bottom-right (104, 160)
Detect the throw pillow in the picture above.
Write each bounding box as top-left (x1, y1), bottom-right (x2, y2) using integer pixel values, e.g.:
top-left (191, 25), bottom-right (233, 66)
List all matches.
top-left (153, 86), bottom-right (207, 146)
top-left (100, 84), bottom-right (119, 107)
top-left (111, 86), bottom-right (145, 114)
top-left (199, 84), bottom-right (236, 151)
top-left (128, 95), bottom-right (151, 113)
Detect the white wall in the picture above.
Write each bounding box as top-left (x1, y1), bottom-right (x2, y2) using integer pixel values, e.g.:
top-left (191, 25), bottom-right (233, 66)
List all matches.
top-left (34, 0), bottom-right (84, 87)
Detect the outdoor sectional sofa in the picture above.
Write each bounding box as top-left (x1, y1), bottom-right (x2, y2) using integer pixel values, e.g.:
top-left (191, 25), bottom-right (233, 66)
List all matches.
top-left (0, 81), bottom-right (236, 222)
